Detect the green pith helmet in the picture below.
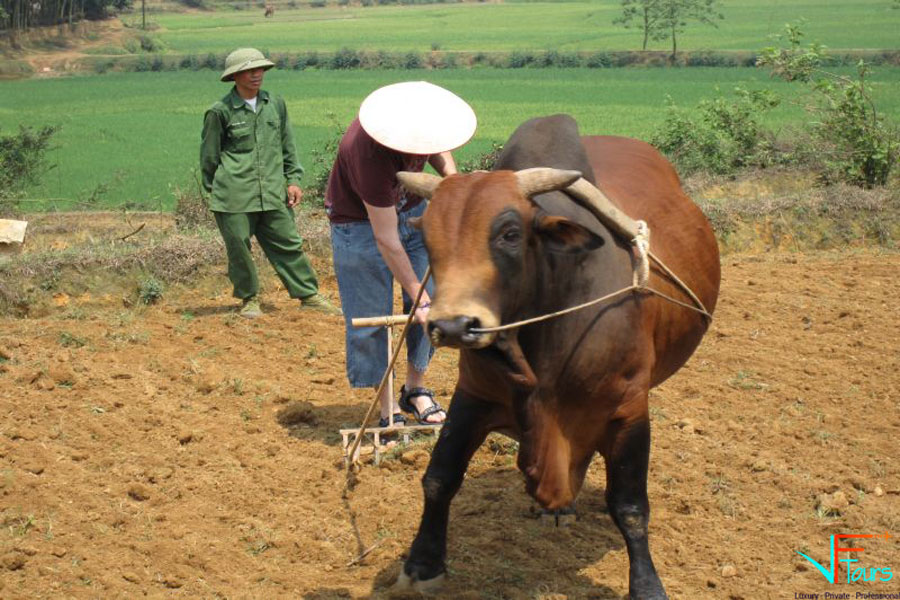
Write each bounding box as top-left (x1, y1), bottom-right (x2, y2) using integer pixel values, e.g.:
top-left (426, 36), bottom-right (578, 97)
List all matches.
top-left (220, 48), bottom-right (275, 82)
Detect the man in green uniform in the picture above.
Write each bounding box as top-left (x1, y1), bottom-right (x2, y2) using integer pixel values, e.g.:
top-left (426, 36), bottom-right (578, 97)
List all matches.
top-left (200, 47), bottom-right (340, 318)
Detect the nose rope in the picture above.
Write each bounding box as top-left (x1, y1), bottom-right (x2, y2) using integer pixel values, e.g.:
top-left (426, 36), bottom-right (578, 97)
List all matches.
top-left (470, 220), bottom-right (712, 335)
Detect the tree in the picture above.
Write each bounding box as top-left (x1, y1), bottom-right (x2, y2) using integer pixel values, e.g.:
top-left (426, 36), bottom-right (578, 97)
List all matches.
top-left (615, 0), bottom-right (723, 57)
top-left (0, 0), bottom-right (131, 34)
top-left (656, 0), bottom-right (723, 58)
top-left (614, 0), bottom-right (662, 51)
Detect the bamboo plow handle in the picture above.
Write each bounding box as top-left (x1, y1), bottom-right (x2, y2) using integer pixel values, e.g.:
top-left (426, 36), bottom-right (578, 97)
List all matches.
top-left (351, 315), bottom-right (411, 328)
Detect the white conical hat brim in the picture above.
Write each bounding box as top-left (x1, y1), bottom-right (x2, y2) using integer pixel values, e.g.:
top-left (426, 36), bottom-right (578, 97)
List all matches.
top-left (358, 81), bottom-right (477, 155)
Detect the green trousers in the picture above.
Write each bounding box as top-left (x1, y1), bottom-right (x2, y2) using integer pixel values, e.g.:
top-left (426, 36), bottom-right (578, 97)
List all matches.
top-left (213, 206), bottom-right (319, 300)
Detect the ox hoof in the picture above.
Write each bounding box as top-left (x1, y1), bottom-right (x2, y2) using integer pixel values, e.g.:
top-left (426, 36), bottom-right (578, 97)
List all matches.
top-left (394, 570), bottom-right (446, 594)
top-left (538, 507), bottom-right (577, 527)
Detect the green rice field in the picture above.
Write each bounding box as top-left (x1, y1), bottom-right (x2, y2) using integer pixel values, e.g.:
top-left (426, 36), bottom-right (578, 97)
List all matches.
top-left (148, 0), bottom-right (900, 55)
top-left (3, 66), bottom-right (900, 210)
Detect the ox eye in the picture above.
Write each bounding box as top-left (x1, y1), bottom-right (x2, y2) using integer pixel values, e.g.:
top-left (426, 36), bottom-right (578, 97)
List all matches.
top-left (501, 228), bottom-right (521, 244)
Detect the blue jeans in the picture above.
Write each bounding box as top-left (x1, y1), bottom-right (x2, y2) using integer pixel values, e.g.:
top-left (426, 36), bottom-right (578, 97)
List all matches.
top-left (330, 202), bottom-right (434, 388)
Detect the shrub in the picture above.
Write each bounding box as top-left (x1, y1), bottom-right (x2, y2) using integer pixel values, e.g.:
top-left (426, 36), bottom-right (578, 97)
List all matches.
top-left (138, 34), bottom-right (164, 53)
top-left (304, 117), bottom-right (345, 204)
top-left (202, 52), bottom-right (220, 70)
top-left (93, 58), bottom-right (116, 74)
top-left (758, 23), bottom-right (900, 187)
top-left (402, 51), bottom-right (423, 69)
top-left (138, 277), bottom-right (164, 305)
top-left (651, 88), bottom-right (780, 176)
top-left (459, 142), bottom-right (504, 172)
top-left (134, 55), bottom-right (152, 72)
top-left (180, 54), bottom-right (199, 70)
top-left (330, 47), bottom-right (360, 69)
top-left (585, 52), bottom-right (610, 68)
top-left (294, 51), bottom-right (319, 69)
top-left (0, 126), bottom-right (58, 217)
top-left (507, 50), bottom-right (534, 68)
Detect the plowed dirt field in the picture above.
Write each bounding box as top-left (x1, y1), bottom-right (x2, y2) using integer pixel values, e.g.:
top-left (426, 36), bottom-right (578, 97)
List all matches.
top-left (1, 245), bottom-right (898, 599)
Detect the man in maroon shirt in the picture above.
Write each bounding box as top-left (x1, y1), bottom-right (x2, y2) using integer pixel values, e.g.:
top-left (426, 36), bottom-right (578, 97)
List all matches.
top-left (325, 82), bottom-right (477, 428)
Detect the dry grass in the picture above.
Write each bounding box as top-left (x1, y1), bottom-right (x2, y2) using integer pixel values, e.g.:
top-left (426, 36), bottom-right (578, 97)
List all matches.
top-left (686, 169), bottom-right (900, 252)
top-left (1, 169), bottom-right (897, 316)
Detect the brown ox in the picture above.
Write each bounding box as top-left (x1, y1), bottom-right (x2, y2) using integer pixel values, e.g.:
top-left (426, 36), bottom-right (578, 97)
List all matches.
top-left (394, 115), bottom-right (720, 598)
top-left (264, 4), bottom-right (275, 17)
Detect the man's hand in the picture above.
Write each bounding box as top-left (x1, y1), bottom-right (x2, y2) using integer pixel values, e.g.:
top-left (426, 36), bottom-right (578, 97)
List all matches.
top-left (413, 301), bottom-right (430, 326)
top-left (286, 185), bottom-right (303, 207)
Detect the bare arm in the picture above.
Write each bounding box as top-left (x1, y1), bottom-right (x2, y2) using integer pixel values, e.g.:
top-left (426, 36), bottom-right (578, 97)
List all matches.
top-left (428, 151), bottom-right (457, 176)
top-left (364, 202), bottom-right (430, 323)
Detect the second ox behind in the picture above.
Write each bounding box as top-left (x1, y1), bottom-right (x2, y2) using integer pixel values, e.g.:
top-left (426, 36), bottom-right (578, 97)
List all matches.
top-left (394, 114), bottom-right (721, 599)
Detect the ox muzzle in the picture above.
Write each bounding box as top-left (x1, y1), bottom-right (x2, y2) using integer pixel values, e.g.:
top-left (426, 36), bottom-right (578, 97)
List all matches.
top-left (427, 315), bottom-right (494, 349)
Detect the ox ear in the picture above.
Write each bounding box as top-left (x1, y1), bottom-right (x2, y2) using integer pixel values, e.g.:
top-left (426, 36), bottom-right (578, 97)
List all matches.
top-left (534, 214), bottom-right (605, 254)
top-left (397, 171), bottom-right (442, 199)
top-left (407, 216), bottom-right (422, 230)
top-left (516, 168), bottom-right (582, 198)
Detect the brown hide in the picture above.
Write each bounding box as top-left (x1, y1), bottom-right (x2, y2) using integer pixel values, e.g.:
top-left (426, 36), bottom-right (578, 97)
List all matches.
top-left (421, 136), bottom-right (720, 509)
top-left (581, 135), bottom-right (721, 385)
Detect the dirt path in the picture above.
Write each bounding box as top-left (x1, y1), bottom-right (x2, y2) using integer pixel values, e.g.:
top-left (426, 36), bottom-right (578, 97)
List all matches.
top-left (1, 249), bottom-right (898, 599)
top-left (6, 19), bottom-right (129, 76)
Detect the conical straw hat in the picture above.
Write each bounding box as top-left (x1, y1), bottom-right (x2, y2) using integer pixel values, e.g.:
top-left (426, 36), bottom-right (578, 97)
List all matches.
top-left (358, 81), bottom-right (477, 155)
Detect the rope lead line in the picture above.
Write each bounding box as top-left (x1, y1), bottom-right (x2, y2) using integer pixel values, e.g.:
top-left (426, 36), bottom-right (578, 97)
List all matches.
top-left (470, 218), bottom-right (713, 334)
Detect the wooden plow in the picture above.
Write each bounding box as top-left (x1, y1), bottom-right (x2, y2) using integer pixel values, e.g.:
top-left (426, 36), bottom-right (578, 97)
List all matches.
top-left (340, 311), bottom-right (442, 468)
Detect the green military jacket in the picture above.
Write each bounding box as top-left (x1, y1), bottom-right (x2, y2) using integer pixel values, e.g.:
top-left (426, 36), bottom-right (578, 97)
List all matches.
top-left (200, 87), bottom-right (304, 213)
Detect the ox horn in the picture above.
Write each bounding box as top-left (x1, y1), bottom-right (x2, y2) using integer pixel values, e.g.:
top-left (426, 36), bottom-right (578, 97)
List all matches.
top-left (515, 168), bottom-right (582, 198)
top-left (564, 177), bottom-right (640, 241)
top-left (396, 171), bottom-right (443, 199)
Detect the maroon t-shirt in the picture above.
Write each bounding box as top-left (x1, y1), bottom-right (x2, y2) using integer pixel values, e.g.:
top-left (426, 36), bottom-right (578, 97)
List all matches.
top-left (325, 118), bottom-right (428, 223)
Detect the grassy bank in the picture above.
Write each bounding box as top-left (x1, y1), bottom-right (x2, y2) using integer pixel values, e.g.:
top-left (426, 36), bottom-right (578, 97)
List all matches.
top-left (2, 170), bottom-right (897, 317)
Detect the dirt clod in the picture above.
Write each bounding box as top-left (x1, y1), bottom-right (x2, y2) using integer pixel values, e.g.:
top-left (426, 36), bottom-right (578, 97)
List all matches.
top-left (276, 401), bottom-right (319, 427)
top-left (127, 483), bottom-right (152, 501)
top-left (2, 553), bottom-right (25, 571)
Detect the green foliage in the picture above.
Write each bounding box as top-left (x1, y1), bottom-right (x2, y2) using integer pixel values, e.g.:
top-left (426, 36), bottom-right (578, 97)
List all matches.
top-left (58, 331), bottom-right (87, 348)
top-left (304, 116), bottom-right (345, 205)
top-left (758, 23), bottom-right (900, 187)
top-left (402, 51), bottom-right (422, 69)
top-left (614, 0), bottom-right (664, 51)
top-left (651, 88), bottom-right (780, 175)
top-left (0, 125), bottom-right (58, 215)
top-left (458, 142), bottom-right (504, 173)
top-left (330, 47), bottom-right (360, 69)
top-left (615, 0), bottom-right (724, 55)
top-left (138, 277), bottom-right (164, 305)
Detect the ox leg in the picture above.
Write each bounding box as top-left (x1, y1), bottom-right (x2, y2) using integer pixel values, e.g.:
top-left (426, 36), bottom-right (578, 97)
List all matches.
top-left (398, 390), bottom-right (492, 592)
top-left (604, 418), bottom-right (667, 600)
